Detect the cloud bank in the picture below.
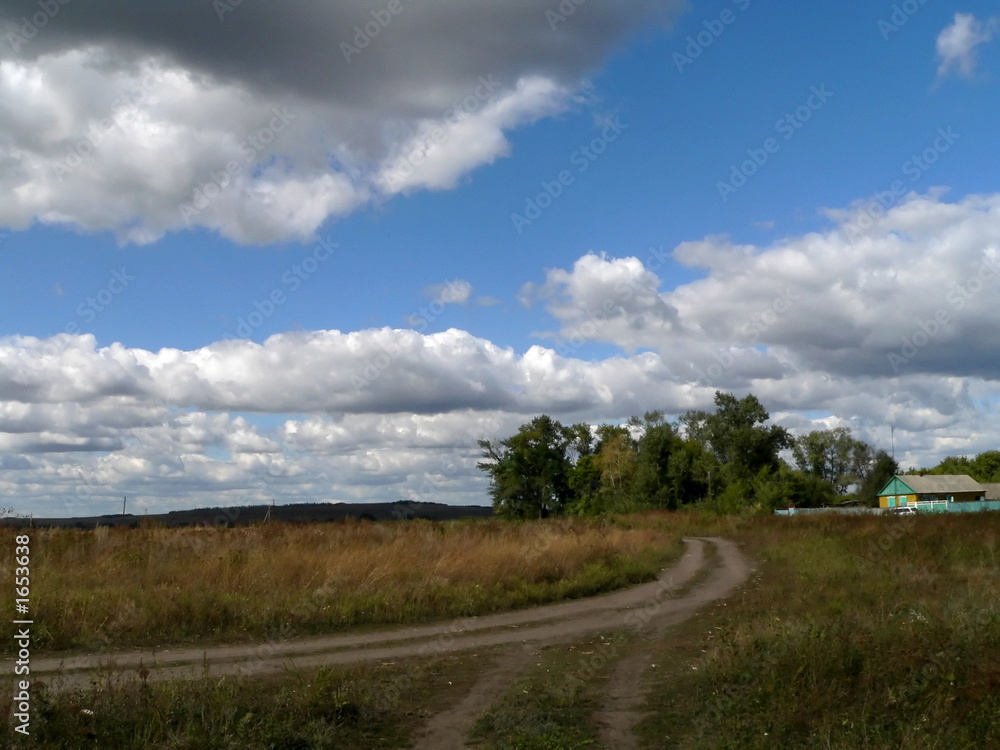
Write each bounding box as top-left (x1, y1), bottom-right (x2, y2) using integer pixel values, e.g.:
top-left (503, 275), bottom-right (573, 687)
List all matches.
top-left (3, 191), bottom-right (1000, 515)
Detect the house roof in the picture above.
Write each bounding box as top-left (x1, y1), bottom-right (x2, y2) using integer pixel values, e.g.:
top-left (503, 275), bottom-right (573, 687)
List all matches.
top-left (881, 474), bottom-right (984, 495)
top-left (981, 483), bottom-right (1000, 500)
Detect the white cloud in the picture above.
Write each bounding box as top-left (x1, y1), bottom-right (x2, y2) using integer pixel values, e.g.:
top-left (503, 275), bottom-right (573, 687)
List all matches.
top-left (527, 193), bottom-right (1000, 384)
top-left (936, 13), bottom-right (998, 78)
top-left (0, 1), bottom-right (684, 244)
top-left (424, 279), bottom-right (474, 306)
top-left (519, 252), bottom-right (679, 353)
top-left (3, 191), bottom-right (1000, 514)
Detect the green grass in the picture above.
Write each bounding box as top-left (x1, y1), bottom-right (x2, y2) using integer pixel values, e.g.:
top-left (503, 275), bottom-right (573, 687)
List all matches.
top-left (637, 512), bottom-right (1000, 749)
top-left (7, 511), bottom-right (1000, 748)
top-left (0, 654), bottom-right (486, 749)
top-left (471, 634), bottom-right (628, 749)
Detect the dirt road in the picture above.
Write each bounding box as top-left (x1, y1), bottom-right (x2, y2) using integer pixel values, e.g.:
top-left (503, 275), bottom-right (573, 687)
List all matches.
top-left (24, 536), bottom-right (752, 748)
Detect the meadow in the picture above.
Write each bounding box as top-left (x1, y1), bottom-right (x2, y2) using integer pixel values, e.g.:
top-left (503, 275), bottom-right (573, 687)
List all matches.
top-left (0, 517), bottom-right (681, 652)
top-left (2, 511), bottom-right (998, 748)
top-left (470, 512), bottom-right (1000, 749)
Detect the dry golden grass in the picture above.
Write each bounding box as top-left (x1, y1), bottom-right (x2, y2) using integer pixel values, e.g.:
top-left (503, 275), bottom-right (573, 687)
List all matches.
top-left (2, 517), bottom-right (681, 652)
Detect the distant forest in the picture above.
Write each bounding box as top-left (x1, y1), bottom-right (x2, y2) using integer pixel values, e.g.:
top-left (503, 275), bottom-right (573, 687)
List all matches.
top-left (477, 391), bottom-right (909, 519)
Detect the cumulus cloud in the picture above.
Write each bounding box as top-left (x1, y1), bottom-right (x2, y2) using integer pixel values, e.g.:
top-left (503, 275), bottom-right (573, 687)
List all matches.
top-left (936, 13), bottom-right (998, 78)
top-left (3, 191), bottom-right (1000, 514)
top-left (0, 1), bottom-right (684, 244)
top-left (526, 193), bottom-right (1000, 384)
top-left (520, 252), bottom-right (680, 353)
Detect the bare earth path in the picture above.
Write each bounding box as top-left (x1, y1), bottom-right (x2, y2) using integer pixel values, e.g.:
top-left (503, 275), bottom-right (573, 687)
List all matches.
top-left (593, 537), bottom-right (751, 749)
top-left (17, 536), bottom-right (752, 748)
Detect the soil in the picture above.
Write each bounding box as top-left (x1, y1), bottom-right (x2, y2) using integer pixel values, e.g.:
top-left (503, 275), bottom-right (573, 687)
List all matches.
top-left (20, 536), bottom-right (753, 749)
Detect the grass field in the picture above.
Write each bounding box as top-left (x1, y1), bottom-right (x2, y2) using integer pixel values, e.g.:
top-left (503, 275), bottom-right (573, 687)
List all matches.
top-left (2, 511), bottom-right (999, 748)
top-left (0, 517), bottom-right (681, 652)
top-left (448, 512), bottom-right (1000, 749)
top-left (636, 512), bottom-right (1000, 748)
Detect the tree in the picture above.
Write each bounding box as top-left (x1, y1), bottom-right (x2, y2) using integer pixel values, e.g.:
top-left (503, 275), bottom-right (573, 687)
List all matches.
top-left (921, 450), bottom-right (1000, 483)
top-left (792, 427), bottom-right (870, 494)
top-left (477, 415), bottom-right (573, 519)
top-left (972, 451), bottom-right (1000, 482)
top-left (927, 455), bottom-right (974, 477)
top-left (855, 450), bottom-right (899, 507)
top-left (594, 424), bottom-right (637, 499)
top-left (695, 392), bottom-right (790, 484)
top-left (631, 421), bottom-right (682, 509)
top-left (566, 453), bottom-right (602, 515)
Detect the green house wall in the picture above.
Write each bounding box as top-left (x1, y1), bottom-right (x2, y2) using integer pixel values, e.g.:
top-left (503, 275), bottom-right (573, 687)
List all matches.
top-left (877, 476), bottom-right (915, 497)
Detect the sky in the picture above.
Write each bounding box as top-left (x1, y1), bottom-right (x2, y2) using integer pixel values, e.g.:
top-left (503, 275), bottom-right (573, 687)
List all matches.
top-left (1, 1), bottom-right (999, 516)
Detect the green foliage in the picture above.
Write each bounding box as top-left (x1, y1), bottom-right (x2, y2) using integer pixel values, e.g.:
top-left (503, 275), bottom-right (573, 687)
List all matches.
top-left (923, 450), bottom-right (1000, 482)
top-left (855, 450), bottom-right (900, 506)
top-left (630, 422), bottom-right (681, 509)
top-left (565, 454), bottom-right (602, 515)
top-left (792, 426), bottom-right (872, 494)
top-left (2, 661), bottom-right (444, 749)
top-left (687, 392), bottom-right (790, 484)
top-left (477, 393), bottom-right (888, 516)
top-left (478, 415), bottom-right (575, 519)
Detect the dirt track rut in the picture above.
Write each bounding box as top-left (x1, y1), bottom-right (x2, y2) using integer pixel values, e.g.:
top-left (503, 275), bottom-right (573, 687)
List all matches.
top-left (19, 536), bottom-right (752, 748)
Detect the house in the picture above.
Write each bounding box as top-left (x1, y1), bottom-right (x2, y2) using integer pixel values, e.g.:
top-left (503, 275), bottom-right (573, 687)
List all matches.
top-left (981, 483), bottom-right (1000, 501)
top-left (877, 474), bottom-right (985, 509)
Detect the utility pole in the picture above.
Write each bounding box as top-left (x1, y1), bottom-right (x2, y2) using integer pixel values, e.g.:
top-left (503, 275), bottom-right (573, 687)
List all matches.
top-left (891, 427), bottom-right (895, 460)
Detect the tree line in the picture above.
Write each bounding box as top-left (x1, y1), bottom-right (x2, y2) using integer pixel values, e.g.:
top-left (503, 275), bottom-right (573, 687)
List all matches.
top-left (912, 451), bottom-right (1000, 483)
top-left (477, 391), bottom-right (899, 518)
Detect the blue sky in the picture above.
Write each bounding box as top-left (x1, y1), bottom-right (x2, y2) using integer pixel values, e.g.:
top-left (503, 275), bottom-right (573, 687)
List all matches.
top-left (2, 1), bottom-right (999, 515)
